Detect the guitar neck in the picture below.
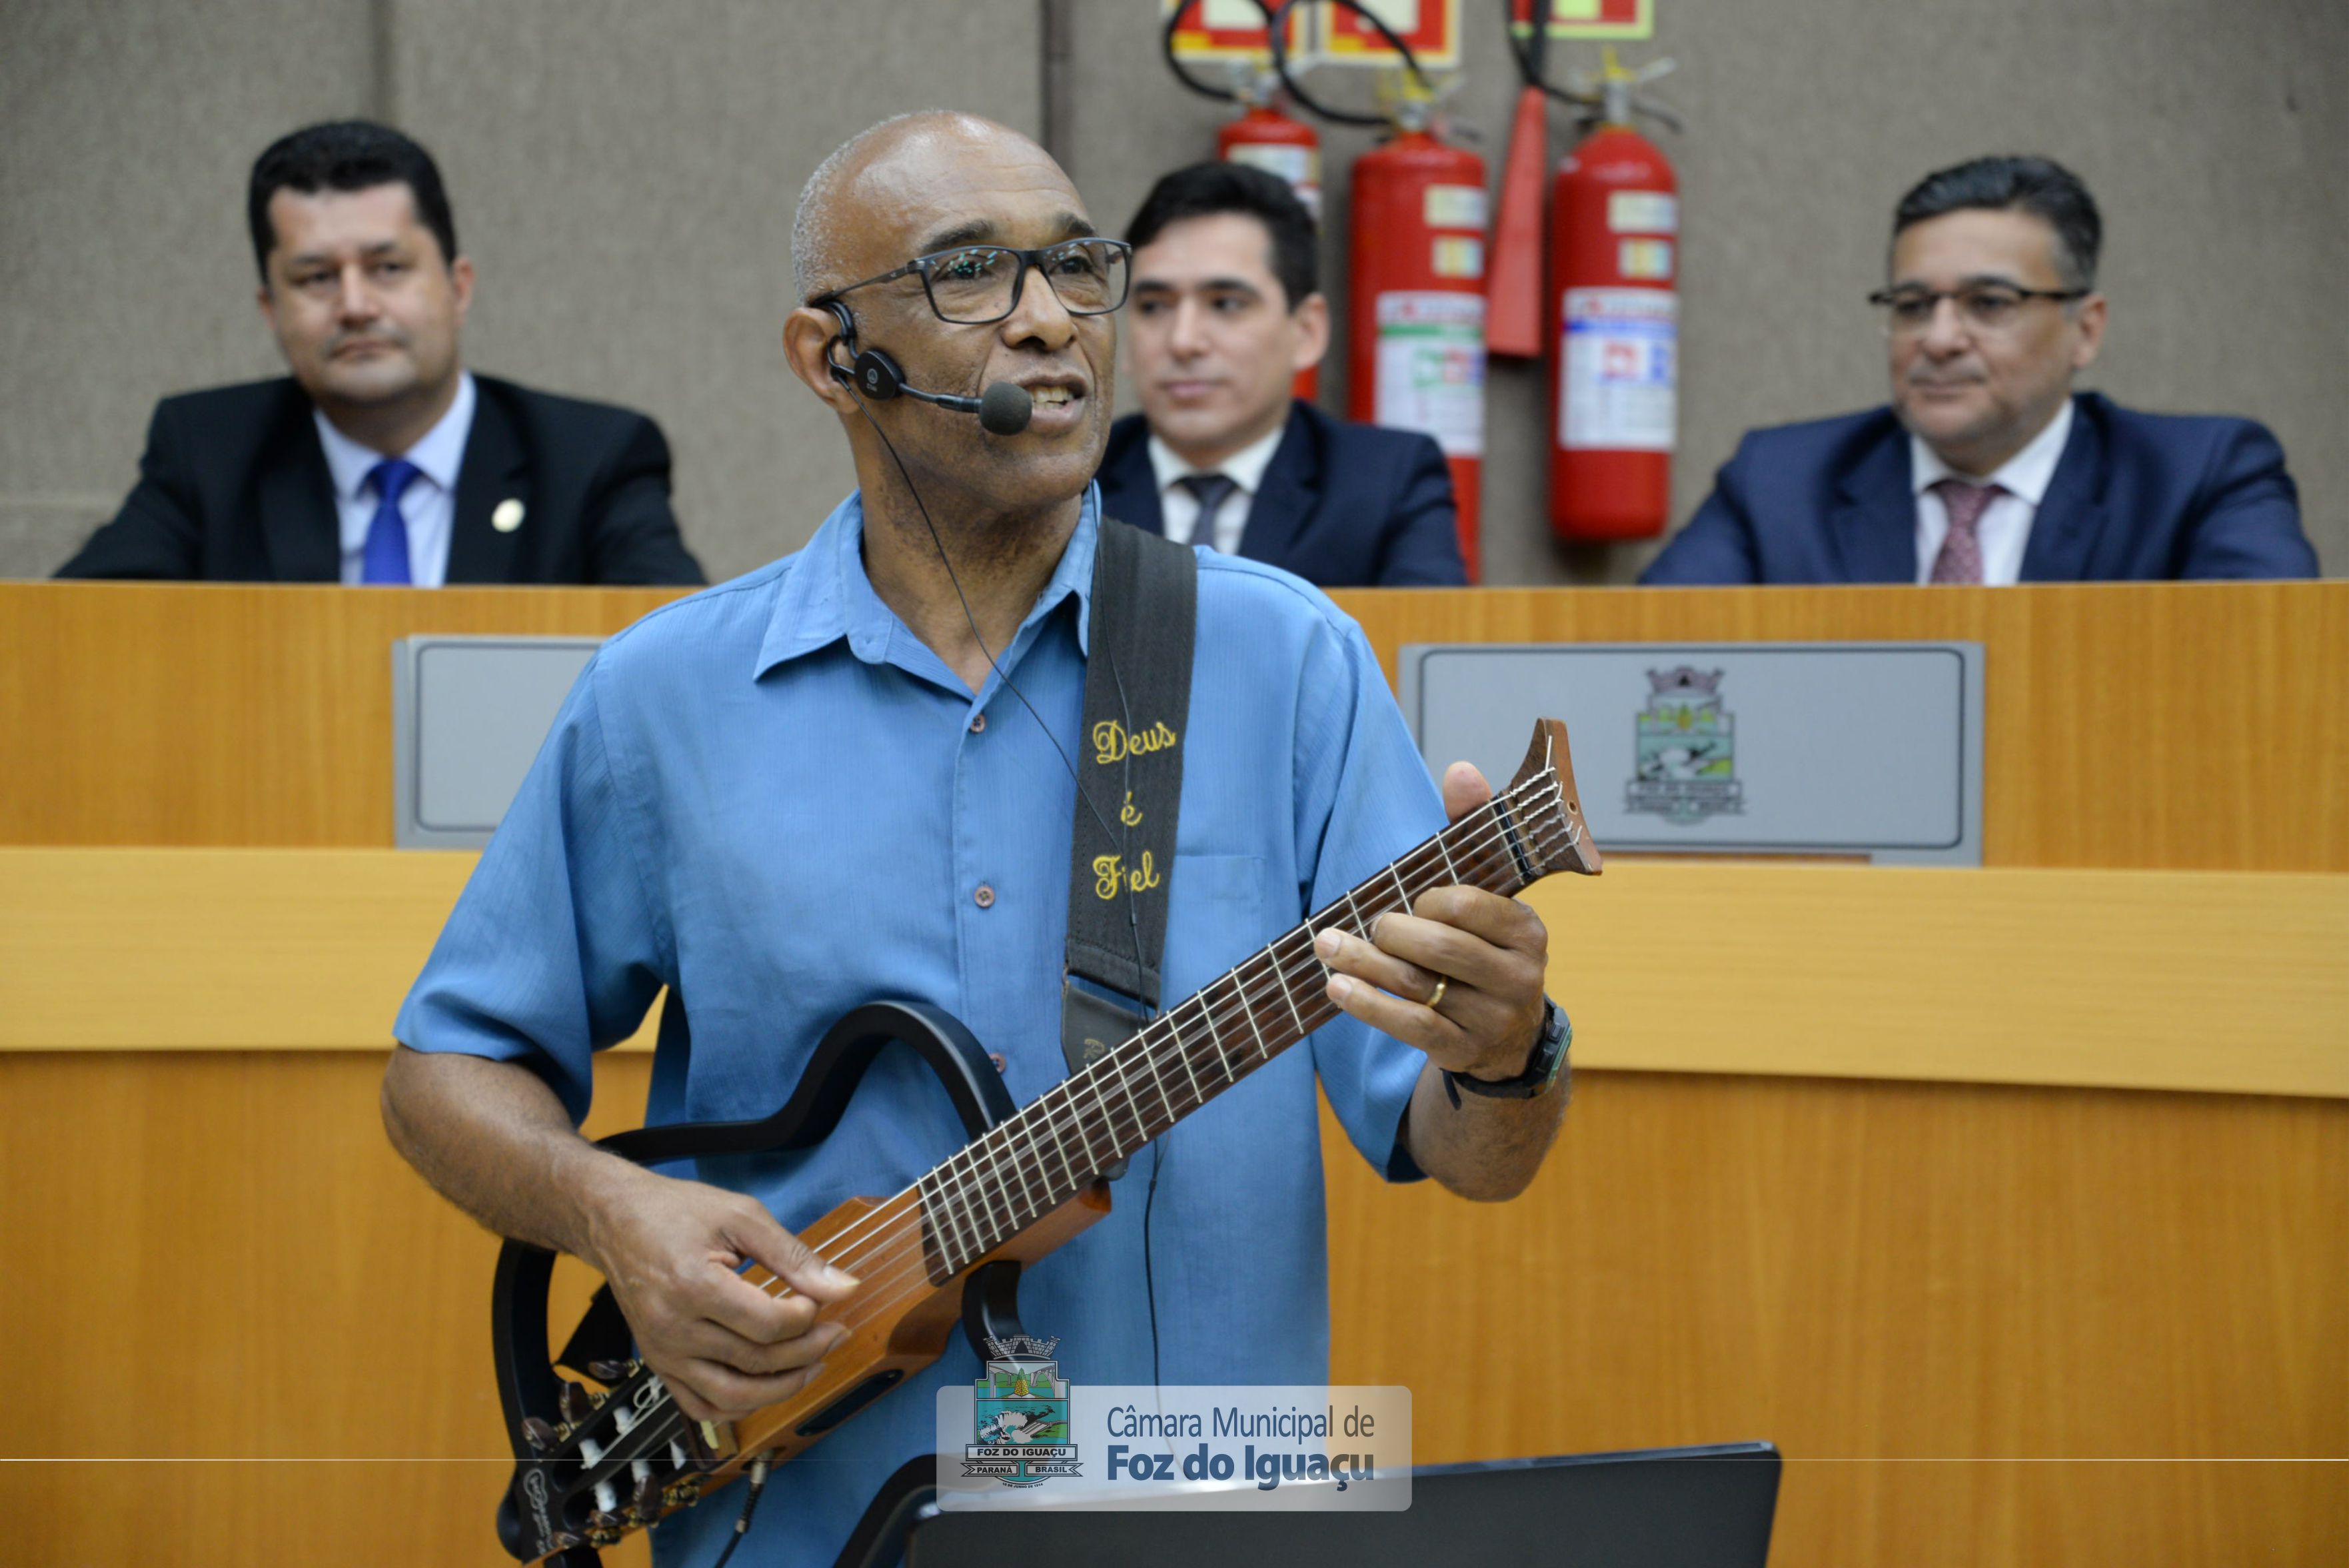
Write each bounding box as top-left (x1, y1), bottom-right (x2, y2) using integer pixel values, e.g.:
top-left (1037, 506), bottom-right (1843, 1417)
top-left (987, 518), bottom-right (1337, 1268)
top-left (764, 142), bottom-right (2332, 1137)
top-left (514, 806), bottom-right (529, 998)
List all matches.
top-left (913, 758), bottom-right (1587, 1279)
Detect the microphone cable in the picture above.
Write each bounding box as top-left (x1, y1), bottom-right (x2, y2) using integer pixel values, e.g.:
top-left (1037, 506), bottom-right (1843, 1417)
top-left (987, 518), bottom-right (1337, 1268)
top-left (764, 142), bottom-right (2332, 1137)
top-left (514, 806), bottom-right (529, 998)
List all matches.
top-left (840, 379), bottom-right (1177, 1397)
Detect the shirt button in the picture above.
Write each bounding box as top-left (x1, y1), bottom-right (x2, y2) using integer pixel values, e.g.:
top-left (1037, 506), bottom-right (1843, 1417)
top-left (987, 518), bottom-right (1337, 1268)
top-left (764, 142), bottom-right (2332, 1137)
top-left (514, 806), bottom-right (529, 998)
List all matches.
top-left (974, 884), bottom-right (996, 908)
top-left (970, 712), bottom-right (987, 734)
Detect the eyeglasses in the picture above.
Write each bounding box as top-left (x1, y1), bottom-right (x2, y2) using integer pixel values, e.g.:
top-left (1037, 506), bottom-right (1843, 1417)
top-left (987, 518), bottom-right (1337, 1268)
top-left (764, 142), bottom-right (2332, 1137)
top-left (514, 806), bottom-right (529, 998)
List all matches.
top-left (812, 238), bottom-right (1133, 325)
top-left (1869, 284), bottom-right (2089, 337)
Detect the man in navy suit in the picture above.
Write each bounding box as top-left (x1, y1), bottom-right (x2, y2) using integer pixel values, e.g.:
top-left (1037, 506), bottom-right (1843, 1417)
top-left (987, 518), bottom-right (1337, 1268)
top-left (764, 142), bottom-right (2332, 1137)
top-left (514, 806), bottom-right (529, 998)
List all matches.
top-left (1095, 163), bottom-right (1467, 587)
top-left (1643, 155), bottom-right (2315, 584)
top-left (57, 121), bottom-right (704, 586)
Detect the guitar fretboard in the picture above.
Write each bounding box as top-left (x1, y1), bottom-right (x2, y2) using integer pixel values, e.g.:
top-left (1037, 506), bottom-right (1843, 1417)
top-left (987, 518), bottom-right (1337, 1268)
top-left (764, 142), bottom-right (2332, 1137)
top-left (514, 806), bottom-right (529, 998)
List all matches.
top-left (913, 764), bottom-right (1583, 1278)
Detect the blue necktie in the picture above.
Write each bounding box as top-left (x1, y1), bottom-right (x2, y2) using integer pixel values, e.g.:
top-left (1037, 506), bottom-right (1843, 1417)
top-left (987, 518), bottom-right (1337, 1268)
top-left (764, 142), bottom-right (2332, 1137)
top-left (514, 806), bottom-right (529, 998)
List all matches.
top-left (361, 458), bottom-right (422, 584)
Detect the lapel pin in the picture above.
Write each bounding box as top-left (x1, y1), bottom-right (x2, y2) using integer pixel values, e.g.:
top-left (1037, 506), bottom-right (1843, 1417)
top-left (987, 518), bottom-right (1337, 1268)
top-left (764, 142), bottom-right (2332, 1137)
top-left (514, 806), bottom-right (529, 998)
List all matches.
top-left (492, 498), bottom-right (525, 533)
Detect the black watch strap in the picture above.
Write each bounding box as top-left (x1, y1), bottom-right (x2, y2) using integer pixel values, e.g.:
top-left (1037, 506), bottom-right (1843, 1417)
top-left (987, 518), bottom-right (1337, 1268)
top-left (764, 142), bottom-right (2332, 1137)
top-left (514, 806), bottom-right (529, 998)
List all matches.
top-left (1444, 998), bottom-right (1570, 1104)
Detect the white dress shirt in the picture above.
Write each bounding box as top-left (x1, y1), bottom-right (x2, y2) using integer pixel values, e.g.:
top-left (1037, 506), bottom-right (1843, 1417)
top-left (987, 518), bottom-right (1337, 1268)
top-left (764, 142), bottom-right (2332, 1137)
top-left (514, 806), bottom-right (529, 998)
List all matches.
top-left (315, 370), bottom-right (478, 587)
top-left (1909, 395), bottom-right (2075, 586)
top-left (1145, 419), bottom-right (1289, 555)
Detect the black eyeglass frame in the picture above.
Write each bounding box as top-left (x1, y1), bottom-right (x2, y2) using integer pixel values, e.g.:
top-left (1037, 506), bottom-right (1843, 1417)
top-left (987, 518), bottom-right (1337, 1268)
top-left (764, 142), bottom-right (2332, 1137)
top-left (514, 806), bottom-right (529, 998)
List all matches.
top-left (1867, 284), bottom-right (2091, 315)
top-left (810, 238), bottom-right (1135, 325)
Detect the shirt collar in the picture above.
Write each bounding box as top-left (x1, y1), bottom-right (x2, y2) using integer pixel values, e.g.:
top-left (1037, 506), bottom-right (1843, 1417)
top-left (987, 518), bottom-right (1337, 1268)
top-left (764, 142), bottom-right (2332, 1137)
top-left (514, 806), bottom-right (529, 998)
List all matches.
top-left (754, 482), bottom-right (1102, 680)
top-left (1910, 394), bottom-right (2076, 505)
top-left (313, 370), bottom-right (476, 498)
top-left (1146, 413), bottom-right (1289, 498)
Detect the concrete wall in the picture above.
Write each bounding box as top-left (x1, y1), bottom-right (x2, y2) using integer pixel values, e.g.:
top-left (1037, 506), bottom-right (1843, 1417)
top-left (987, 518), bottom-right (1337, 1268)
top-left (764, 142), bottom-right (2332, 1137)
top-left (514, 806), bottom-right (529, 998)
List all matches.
top-left (3, 1), bottom-right (2341, 582)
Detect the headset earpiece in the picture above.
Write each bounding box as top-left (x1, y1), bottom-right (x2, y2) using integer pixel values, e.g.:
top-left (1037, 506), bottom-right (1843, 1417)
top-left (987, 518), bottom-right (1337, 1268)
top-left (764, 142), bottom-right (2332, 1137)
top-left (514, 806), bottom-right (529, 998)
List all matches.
top-left (850, 347), bottom-right (904, 400)
top-left (822, 300), bottom-right (906, 400)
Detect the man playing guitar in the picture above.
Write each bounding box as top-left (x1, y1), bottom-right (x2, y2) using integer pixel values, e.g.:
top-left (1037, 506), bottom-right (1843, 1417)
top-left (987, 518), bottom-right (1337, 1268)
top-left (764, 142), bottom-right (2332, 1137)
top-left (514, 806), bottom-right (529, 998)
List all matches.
top-left (383, 111), bottom-right (1571, 1567)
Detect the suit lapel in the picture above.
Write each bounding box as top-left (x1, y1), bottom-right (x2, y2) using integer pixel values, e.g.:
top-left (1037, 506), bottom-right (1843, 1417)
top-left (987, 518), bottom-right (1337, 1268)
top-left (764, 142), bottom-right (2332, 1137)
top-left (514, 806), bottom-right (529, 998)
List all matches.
top-left (1100, 428), bottom-right (1164, 536)
top-left (2018, 396), bottom-right (2107, 582)
top-left (1827, 422), bottom-right (1920, 583)
top-left (258, 396), bottom-right (342, 582)
top-left (445, 383), bottom-right (530, 584)
top-left (1237, 405), bottom-right (1317, 566)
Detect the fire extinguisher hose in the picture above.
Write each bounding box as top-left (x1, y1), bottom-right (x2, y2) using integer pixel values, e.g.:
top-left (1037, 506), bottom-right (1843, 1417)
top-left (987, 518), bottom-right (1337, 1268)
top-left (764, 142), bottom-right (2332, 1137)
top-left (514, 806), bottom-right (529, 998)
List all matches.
top-left (1267, 0), bottom-right (1432, 127)
top-left (1162, 0), bottom-right (1277, 101)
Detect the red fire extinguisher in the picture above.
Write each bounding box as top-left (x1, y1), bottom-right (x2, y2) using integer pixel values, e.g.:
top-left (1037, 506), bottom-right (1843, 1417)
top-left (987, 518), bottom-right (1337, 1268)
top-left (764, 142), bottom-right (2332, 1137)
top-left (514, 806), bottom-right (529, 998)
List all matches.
top-left (1550, 50), bottom-right (1682, 542)
top-left (1218, 96), bottom-right (1322, 219)
top-left (1265, 0), bottom-right (1489, 577)
top-left (1347, 105), bottom-right (1489, 579)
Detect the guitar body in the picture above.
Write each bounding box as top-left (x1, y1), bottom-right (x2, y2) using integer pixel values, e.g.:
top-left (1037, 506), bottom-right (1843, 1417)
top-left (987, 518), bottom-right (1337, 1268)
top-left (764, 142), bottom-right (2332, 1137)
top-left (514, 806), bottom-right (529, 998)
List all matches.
top-left (722, 1183), bottom-right (1110, 1462)
top-left (490, 1002), bottom-right (1106, 1565)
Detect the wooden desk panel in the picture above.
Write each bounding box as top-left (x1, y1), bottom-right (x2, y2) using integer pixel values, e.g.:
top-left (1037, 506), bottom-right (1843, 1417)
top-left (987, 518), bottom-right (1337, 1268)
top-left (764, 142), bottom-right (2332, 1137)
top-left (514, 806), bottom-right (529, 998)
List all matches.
top-left (1339, 580), bottom-right (2349, 872)
top-left (0, 582), bottom-right (684, 849)
top-left (5, 580), bottom-right (2344, 868)
top-left (1, 1053), bottom-right (2338, 1567)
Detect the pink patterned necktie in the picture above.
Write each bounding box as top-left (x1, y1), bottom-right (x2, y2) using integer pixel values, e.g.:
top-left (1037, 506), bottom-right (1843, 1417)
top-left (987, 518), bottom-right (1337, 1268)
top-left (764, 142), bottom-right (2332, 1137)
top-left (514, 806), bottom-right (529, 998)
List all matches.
top-left (1929, 478), bottom-right (2003, 584)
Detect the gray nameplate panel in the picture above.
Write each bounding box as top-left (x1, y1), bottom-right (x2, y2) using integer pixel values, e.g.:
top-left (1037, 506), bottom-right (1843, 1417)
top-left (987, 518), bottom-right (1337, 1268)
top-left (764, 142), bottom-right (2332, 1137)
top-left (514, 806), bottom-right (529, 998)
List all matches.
top-left (391, 636), bottom-right (602, 849)
top-left (1397, 642), bottom-right (1984, 865)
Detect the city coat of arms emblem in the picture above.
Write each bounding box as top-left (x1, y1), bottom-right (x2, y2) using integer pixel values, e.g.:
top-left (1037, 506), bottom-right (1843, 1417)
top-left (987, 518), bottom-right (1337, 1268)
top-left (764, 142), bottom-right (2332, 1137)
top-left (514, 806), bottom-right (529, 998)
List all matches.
top-left (1625, 666), bottom-right (1744, 825)
top-left (963, 1334), bottom-right (1082, 1488)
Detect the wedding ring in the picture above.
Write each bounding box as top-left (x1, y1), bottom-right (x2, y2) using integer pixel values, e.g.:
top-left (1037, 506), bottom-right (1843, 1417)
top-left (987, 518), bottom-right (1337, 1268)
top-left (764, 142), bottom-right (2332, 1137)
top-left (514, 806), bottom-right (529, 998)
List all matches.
top-left (1425, 976), bottom-right (1449, 1010)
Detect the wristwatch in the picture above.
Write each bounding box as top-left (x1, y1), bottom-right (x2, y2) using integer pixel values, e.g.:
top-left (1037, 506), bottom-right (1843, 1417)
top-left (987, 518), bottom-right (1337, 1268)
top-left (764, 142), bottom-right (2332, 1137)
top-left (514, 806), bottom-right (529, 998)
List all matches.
top-left (1444, 998), bottom-right (1571, 1104)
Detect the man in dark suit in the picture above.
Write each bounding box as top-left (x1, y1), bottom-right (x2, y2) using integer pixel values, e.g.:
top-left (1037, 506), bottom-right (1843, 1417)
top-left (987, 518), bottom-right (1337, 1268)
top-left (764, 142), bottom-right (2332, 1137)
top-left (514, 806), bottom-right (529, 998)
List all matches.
top-left (1094, 163), bottom-right (1467, 588)
top-left (1643, 156), bottom-right (2315, 585)
top-left (57, 121), bottom-right (704, 586)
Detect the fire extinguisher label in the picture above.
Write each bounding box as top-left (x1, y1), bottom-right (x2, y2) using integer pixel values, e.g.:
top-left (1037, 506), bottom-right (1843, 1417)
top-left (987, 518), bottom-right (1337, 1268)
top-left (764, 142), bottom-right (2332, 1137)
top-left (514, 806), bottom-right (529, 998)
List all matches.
top-left (1607, 191), bottom-right (1679, 235)
top-left (1225, 144), bottom-right (1323, 219)
top-left (1375, 291), bottom-right (1487, 458)
top-left (1423, 183), bottom-right (1489, 229)
top-left (1561, 288), bottom-right (1675, 452)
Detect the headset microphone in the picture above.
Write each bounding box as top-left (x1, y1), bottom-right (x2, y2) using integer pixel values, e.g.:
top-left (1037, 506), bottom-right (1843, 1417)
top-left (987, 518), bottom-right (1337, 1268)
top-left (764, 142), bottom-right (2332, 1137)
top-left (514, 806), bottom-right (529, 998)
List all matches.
top-left (824, 302), bottom-right (1036, 434)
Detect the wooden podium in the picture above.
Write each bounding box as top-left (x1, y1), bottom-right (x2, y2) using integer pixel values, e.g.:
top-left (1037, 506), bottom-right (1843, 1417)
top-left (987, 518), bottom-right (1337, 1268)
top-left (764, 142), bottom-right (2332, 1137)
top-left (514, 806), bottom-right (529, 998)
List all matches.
top-left (2, 580), bottom-right (2342, 1567)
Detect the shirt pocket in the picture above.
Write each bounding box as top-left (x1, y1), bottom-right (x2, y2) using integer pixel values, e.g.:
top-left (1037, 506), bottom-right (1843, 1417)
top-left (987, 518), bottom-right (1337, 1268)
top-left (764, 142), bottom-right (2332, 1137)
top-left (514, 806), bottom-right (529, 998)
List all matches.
top-left (1164, 851), bottom-right (1274, 1002)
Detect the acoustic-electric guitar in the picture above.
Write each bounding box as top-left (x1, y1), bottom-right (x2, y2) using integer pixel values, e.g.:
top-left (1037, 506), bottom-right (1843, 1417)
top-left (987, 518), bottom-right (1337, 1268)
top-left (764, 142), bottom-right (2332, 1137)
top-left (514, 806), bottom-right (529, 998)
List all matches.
top-left (488, 719), bottom-right (1602, 1563)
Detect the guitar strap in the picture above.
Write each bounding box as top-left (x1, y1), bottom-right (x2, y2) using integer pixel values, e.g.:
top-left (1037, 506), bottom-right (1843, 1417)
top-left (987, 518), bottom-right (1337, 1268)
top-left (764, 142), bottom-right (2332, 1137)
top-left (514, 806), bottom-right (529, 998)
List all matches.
top-left (1060, 517), bottom-right (1196, 1177)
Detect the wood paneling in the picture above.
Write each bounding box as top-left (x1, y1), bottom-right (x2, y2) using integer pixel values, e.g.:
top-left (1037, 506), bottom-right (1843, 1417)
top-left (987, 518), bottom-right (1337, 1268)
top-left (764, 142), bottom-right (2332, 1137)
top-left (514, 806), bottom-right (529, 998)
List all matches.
top-left (1325, 1072), bottom-right (2349, 1565)
top-left (5, 580), bottom-right (2345, 868)
top-left (0, 1053), bottom-right (2338, 1566)
top-left (0, 581), bottom-right (685, 849)
top-left (5, 848), bottom-right (2343, 1100)
top-left (1338, 579), bottom-right (2349, 872)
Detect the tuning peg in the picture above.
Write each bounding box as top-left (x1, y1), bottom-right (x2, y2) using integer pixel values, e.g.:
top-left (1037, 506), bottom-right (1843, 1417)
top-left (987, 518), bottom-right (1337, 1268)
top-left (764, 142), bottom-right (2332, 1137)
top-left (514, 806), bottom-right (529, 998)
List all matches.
top-left (558, 1380), bottom-right (597, 1425)
top-left (632, 1473), bottom-right (664, 1520)
top-left (588, 1359), bottom-right (634, 1383)
top-left (522, 1417), bottom-right (563, 1451)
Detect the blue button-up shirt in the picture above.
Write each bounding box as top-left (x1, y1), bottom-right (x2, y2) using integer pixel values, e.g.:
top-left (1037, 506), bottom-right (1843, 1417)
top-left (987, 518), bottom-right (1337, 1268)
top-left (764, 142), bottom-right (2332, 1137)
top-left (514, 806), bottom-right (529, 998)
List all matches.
top-left (395, 488), bottom-right (1443, 1566)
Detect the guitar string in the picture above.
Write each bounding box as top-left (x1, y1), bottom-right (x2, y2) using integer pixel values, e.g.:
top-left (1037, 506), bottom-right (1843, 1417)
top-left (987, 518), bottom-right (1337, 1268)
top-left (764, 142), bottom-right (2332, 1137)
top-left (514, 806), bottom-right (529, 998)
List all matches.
top-left (562, 781), bottom-right (1581, 1494)
top-left (564, 778), bottom-right (1579, 1491)
top-left (688, 772), bottom-right (1569, 1309)
top-left (826, 770), bottom-right (1583, 1281)
top-left (692, 772), bottom-right (1570, 1315)
top-left (568, 786), bottom-right (1580, 1497)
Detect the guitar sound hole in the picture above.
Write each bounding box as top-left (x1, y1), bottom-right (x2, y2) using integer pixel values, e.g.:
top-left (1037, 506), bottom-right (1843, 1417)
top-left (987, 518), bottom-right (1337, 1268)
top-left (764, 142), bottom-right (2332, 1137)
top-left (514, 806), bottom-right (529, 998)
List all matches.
top-left (796, 1368), bottom-right (905, 1436)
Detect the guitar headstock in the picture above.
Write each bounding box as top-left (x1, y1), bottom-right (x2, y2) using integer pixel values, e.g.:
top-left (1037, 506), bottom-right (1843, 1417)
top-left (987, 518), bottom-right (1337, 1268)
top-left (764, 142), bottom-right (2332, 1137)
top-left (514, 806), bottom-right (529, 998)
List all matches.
top-left (1505, 718), bottom-right (1603, 877)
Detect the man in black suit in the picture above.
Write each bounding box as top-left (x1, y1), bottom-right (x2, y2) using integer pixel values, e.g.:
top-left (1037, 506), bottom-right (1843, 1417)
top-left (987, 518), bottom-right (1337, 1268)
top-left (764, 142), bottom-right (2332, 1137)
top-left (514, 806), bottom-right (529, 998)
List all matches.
top-left (57, 121), bottom-right (704, 586)
top-left (1094, 163), bottom-right (1467, 588)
